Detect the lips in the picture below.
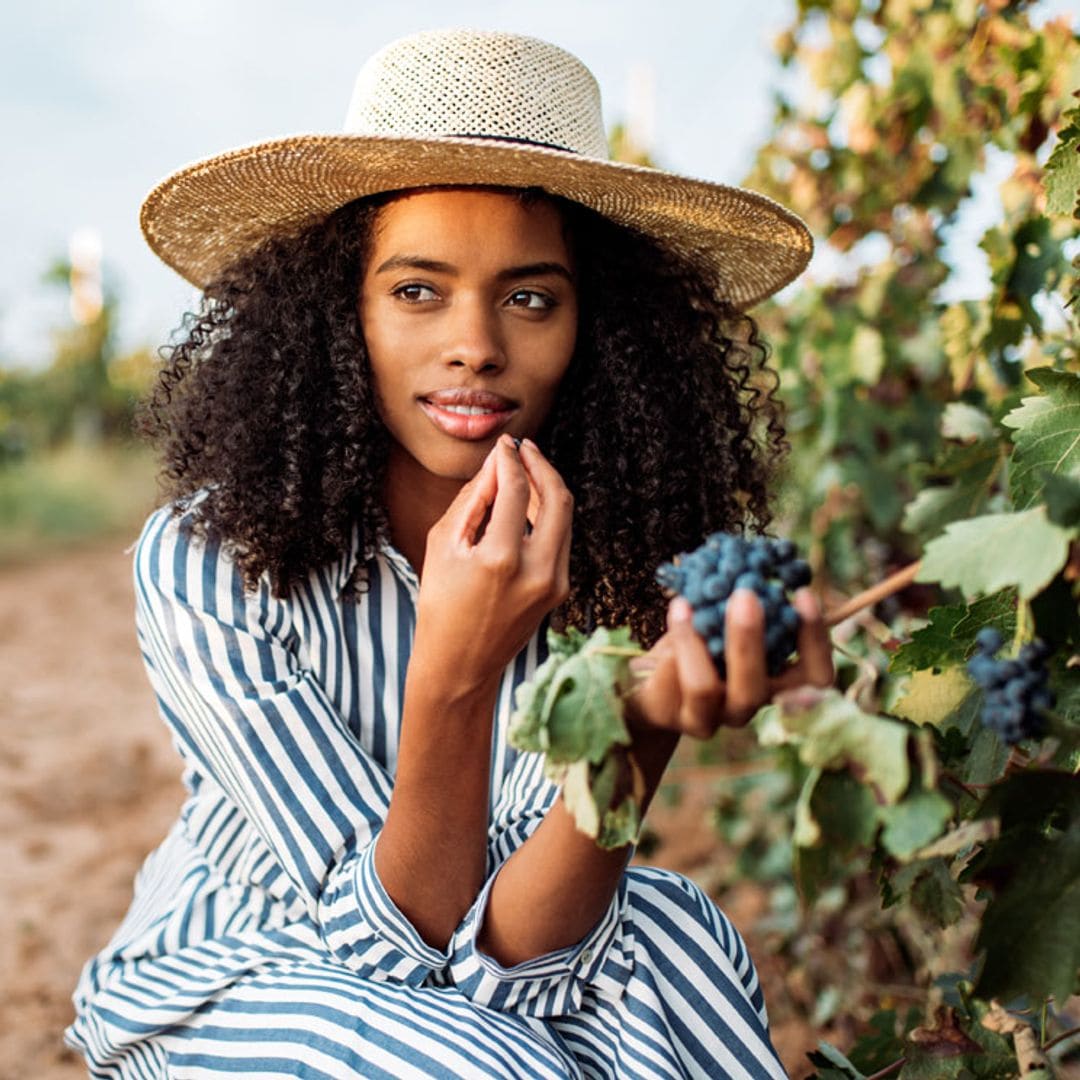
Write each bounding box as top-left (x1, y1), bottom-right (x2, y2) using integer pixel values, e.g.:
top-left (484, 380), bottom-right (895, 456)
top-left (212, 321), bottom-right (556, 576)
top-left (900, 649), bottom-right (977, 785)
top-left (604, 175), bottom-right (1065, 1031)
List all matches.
top-left (419, 388), bottom-right (518, 441)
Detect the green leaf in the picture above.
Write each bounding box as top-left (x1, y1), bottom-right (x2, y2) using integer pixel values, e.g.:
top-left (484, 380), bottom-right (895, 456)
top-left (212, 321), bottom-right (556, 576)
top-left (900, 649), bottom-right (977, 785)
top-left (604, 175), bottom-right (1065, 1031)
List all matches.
top-left (1044, 471), bottom-right (1080, 527)
top-left (508, 626), bottom-right (645, 848)
top-left (509, 626), bottom-right (637, 765)
top-left (880, 790), bottom-right (952, 859)
top-left (941, 402), bottom-right (996, 442)
top-left (970, 771), bottom-right (1080, 1004)
top-left (961, 725), bottom-right (1010, 787)
top-left (883, 857), bottom-right (964, 928)
top-left (759, 689), bottom-right (911, 803)
top-left (901, 439), bottom-right (1001, 541)
top-left (889, 592), bottom-right (1015, 675)
top-left (810, 769), bottom-right (880, 851)
top-left (1045, 102), bottom-right (1080, 217)
top-left (805, 1043), bottom-right (865, 1079)
top-left (1001, 367), bottom-right (1080, 510)
top-left (910, 858), bottom-right (965, 928)
top-left (918, 505), bottom-right (1073, 599)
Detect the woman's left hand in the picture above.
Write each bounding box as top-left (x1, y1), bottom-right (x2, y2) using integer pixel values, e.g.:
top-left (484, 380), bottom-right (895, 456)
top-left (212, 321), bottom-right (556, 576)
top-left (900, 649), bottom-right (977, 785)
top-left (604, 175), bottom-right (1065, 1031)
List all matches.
top-left (626, 589), bottom-right (834, 739)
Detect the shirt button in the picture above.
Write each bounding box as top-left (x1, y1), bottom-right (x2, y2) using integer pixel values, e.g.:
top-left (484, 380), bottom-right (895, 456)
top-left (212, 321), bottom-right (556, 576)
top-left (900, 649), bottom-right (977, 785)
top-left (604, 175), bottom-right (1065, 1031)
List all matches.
top-left (579, 948), bottom-right (593, 964)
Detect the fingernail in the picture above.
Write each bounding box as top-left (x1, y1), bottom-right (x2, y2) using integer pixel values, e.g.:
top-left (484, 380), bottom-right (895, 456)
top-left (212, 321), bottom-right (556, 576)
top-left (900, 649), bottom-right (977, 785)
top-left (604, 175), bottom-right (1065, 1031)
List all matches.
top-left (668, 597), bottom-right (693, 626)
top-left (522, 438), bottom-right (538, 452)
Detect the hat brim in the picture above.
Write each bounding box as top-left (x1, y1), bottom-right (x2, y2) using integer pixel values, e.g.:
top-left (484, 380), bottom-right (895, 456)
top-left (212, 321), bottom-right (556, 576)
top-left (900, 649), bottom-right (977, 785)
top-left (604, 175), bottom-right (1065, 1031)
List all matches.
top-left (140, 133), bottom-right (812, 309)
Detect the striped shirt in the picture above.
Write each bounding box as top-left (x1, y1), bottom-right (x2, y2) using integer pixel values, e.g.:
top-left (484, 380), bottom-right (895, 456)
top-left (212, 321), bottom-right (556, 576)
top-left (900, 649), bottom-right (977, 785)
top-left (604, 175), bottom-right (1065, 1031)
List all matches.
top-left (66, 501), bottom-right (787, 1078)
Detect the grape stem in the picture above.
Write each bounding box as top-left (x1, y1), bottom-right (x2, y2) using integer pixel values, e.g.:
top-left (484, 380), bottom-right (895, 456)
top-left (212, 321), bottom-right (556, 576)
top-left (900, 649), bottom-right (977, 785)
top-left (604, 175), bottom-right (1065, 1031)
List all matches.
top-left (824, 560), bottom-right (923, 628)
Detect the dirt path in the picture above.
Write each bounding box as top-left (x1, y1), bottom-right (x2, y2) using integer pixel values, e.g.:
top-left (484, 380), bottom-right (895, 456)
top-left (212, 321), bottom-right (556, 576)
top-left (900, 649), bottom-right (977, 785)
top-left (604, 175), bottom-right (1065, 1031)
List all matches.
top-left (0, 542), bottom-right (818, 1078)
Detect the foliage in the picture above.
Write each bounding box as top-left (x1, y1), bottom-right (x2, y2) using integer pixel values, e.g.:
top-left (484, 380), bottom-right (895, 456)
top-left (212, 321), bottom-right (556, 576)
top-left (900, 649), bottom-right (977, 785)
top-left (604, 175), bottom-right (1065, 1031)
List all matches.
top-left (0, 442), bottom-right (158, 563)
top-left (509, 626), bottom-right (644, 845)
top-left (727, 1), bottom-right (1080, 1075)
top-left (0, 260), bottom-right (158, 465)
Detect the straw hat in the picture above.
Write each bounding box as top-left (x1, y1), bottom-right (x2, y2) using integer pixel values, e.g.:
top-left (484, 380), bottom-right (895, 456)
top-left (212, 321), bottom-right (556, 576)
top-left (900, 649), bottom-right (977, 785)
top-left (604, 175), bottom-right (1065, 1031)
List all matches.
top-left (140, 29), bottom-right (812, 309)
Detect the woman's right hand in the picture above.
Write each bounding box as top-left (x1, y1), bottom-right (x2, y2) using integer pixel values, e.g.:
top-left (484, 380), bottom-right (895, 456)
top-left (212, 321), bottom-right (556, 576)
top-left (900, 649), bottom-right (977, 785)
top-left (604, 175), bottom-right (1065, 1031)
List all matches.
top-left (411, 434), bottom-right (573, 696)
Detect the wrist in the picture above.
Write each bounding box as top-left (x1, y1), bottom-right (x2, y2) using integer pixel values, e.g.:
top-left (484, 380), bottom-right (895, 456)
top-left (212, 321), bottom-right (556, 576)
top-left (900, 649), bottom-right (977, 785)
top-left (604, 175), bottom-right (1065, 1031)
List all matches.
top-left (407, 632), bottom-right (504, 710)
top-left (627, 725), bottom-right (680, 805)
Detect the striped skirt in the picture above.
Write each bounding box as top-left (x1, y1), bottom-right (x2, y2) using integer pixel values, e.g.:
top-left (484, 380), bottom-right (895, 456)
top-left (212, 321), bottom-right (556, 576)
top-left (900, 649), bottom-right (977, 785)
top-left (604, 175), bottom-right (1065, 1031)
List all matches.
top-left (66, 834), bottom-right (787, 1080)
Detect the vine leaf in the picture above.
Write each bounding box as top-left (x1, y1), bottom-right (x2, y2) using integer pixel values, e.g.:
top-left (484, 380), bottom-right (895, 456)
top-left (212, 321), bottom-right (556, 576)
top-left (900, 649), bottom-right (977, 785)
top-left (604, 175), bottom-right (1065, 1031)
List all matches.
top-left (508, 626), bottom-right (642, 848)
top-left (1001, 367), bottom-right (1080, 510)
top-left (890, 667), bottom-right (972, 727)
top-left (1044, 97), bottom-right (1080, 217)
top-left (902, 401), bottom-right (1004, 543)
top-left (917, 505), bottom-right (1073, 599)
top-left (509, 626), bottom-right (635, 765)
top-left (967, 771), bottom-right (1080, 1004)
top-left (1043, 472), bottom-right (1080, 528)
top-left (889, 592), bottom-right (1015, 675)
top-left (758, 688), bottom-right (911, 803)
top-left (883, 857), bottom-right (965, 928)
top-left (880, 790), bottom-right (953, 859)
top-left (901, 440), bottom-right (1002, 542)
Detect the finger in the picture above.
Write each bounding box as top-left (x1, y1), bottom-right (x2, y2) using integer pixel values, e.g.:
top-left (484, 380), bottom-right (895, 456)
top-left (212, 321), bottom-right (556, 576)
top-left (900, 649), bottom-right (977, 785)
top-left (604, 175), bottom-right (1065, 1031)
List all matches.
top-left (452, 442), bottom-right (500, 545)
top-left (518, 438), bottom-right (573, 572)
top-left (666, 598), bottom-right (723, 738)
top-left (771, 588), bottom-right (835, 690)
top-left (628, 646), bottom-right (683, 733)
top-left (480, 435), bottom-right (531, 553)
top-left (722, 589), bottom-right (768, 725)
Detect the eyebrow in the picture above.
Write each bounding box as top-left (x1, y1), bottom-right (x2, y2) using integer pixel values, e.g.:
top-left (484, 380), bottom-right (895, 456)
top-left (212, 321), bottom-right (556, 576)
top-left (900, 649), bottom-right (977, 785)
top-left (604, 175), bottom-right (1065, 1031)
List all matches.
top-left (373, 255), bottom-right (574, 283)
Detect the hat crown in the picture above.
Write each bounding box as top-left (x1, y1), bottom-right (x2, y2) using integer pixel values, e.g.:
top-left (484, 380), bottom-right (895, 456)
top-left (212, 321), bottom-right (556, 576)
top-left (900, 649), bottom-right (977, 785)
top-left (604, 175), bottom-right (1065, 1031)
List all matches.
top-left (343, 29), bottom-right (609, 158)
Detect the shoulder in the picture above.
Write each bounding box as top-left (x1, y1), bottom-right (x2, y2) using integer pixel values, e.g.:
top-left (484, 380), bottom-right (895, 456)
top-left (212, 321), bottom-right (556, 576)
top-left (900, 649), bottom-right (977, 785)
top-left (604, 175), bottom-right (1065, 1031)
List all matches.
top-left (133, 495), bottom-right (251, 606)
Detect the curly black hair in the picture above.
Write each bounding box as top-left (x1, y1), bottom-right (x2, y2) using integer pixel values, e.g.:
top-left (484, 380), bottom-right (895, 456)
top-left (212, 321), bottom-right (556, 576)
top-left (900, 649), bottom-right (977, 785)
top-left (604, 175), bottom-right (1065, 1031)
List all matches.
top-left (139, 188), bottom-right (786, 647)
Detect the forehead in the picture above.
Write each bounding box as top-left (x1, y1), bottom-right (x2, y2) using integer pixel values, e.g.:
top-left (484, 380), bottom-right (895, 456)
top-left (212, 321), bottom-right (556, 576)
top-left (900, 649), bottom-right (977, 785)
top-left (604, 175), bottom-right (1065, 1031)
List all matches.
top-left (368, 188), bottom-right (572, 262)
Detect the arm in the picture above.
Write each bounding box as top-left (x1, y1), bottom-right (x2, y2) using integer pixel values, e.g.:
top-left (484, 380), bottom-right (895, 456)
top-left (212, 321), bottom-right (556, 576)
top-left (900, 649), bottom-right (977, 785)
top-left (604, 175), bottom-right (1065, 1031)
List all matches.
top-left (374, 435), bottom-right (574, 949)
top-left (475, 572), bottom-right (835, 968)
top-left (134, 503), bottom-right (452, 981)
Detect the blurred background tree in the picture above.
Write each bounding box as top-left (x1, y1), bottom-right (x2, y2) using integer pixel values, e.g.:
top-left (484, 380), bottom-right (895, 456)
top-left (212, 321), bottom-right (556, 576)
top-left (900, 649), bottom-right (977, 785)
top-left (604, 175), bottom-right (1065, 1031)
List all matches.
top-left (0, 231), bottom-right (157, 560)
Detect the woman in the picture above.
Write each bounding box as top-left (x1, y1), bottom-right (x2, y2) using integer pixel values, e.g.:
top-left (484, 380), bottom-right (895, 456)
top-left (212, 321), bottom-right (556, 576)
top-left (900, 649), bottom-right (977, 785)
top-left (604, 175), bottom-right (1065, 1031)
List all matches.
top-left (67, 29), bottom-right (832, 1079)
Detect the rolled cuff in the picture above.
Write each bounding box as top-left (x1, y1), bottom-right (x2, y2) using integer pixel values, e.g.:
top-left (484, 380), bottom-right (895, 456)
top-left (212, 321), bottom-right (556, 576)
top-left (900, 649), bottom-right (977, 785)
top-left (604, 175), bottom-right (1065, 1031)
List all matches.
top-left (444, 871), bottom-right (636, 1017)
top-left (318, 842), bottom-right (451, 985)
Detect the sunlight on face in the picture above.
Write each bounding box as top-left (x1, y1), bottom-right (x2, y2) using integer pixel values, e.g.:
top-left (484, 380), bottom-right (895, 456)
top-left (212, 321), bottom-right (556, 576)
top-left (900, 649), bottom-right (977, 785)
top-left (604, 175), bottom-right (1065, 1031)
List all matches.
top-left (359, 188), bottom-right (578, 485)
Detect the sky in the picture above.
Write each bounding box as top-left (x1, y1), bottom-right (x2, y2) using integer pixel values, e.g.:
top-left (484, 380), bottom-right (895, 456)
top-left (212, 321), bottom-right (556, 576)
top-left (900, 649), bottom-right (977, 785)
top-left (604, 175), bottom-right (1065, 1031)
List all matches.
top-left (0, 0), bottom-right (801, 365)
top-left (1, 1), bottom-right (1074, 367)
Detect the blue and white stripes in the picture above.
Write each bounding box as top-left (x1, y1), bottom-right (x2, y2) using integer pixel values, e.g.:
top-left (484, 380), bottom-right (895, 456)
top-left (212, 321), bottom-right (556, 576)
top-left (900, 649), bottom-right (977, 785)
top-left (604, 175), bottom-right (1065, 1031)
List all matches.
top-left (66, 503), bottom-right (788, 1078)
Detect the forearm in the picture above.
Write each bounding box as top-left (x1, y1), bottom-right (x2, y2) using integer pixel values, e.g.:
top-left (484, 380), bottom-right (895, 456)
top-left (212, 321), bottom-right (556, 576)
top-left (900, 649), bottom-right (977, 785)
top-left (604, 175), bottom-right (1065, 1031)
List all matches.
top-left (375, 663), bottom-right (498, 950)
top-left (477, 726), bottom-right (680, 966)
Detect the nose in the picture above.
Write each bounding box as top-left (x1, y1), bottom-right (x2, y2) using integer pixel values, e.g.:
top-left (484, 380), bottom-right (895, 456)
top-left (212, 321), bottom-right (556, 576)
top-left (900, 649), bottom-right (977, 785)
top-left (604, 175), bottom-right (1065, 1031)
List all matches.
top-left (441, 297), bottom-right (506, 375)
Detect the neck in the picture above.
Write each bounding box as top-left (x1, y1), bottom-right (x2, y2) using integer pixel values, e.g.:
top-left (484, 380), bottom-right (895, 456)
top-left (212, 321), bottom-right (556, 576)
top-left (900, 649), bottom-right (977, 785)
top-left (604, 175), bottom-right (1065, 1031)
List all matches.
top-left (383, 446), bottom-right (467, 577)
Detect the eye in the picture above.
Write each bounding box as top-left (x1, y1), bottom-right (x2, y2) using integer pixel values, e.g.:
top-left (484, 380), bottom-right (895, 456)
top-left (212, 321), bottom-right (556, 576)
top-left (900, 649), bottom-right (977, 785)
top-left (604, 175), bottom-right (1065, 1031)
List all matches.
top-left (506, 289), bottom-right (556, 310)
top-left (392, 283), bottom-right (438, 303)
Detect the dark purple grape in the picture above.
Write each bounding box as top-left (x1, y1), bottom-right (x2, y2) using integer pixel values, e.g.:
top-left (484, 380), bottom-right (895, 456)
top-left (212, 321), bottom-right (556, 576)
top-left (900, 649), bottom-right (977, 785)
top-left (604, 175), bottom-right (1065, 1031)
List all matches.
top-left (656, 532), bottom-right (810, 678)
top-left (966, 632), bottom-right (1055, 745)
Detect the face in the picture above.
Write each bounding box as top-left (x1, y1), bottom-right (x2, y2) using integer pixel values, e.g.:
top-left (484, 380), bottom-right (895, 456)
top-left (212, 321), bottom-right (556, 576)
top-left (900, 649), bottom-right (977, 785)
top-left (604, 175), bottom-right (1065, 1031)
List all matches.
top-left (359, 188), bottom-right (578, 484)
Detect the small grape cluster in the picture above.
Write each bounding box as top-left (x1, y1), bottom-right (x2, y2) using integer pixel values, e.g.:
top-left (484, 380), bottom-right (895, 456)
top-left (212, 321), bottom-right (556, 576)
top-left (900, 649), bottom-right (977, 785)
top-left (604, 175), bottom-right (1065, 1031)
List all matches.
top-left (966, 627), bottom-right (1055, 745)
top-left (656, 532), bottom-right (811, 677)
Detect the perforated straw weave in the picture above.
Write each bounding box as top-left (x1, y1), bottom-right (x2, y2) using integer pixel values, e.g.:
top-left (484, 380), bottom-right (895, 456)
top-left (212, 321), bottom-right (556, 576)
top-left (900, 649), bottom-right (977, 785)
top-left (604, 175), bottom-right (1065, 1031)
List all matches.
top-left (140, 29), bottom-right (813, 309)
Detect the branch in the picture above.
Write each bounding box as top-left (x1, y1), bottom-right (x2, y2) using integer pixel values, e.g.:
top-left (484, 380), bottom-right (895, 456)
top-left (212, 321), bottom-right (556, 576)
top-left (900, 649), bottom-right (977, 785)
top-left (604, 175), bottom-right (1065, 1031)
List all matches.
top-left (865, 1060), bottom-right (905, 1080)
top-left (1043, 1023), bottom-right (1080, 1053)
top-left (825, 561), bottom-right (923, 629)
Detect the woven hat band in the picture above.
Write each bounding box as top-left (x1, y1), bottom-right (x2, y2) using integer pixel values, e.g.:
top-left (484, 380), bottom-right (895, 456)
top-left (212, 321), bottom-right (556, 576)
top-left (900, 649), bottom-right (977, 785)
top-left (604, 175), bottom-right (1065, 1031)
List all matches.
top-left (343, 29), bottom-right (609, 159)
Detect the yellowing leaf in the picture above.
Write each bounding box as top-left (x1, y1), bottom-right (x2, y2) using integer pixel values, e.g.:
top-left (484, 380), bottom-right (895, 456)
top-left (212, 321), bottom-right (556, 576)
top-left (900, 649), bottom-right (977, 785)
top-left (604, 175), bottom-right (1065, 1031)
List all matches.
top-left (892, 667), bottom-right (973, 726)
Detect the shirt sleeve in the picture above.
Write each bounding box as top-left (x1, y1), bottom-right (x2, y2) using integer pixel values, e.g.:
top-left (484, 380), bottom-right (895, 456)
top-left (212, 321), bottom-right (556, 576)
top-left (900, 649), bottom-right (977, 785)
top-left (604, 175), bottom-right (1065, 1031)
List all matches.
top-left (443, 746), bottom-right (637, 1016)
top-left (133, 505), bottom-right (449, 986)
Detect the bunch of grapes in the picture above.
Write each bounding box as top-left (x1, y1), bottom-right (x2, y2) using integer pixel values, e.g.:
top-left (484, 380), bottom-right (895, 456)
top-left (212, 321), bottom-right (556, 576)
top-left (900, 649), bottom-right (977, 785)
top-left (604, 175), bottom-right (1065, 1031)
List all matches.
top-left (656, 532), bottom-right (811, 677)
top-left (966, 627), bottom-right (1055, 744)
